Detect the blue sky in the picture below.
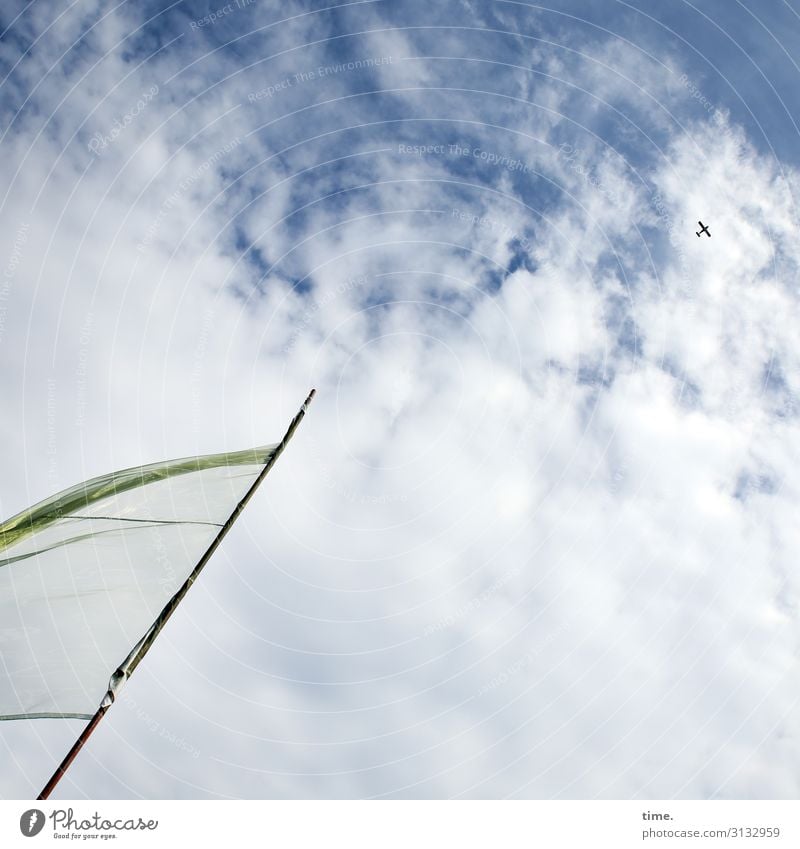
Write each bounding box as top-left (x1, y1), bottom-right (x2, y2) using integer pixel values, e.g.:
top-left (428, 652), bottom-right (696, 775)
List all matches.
top-left (0, 0), bottom-right (799, 799)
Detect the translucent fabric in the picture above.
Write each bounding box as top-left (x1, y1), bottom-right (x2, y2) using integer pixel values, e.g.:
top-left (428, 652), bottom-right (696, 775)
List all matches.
top-left (0, 445), bottom-right (276, 720)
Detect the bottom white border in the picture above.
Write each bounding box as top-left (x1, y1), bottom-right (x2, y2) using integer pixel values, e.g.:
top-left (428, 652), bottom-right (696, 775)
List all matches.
top-left (2, 800), bottom-right (797, 848)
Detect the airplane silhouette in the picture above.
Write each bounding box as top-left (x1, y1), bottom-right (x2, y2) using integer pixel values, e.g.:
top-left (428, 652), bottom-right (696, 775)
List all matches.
top-left (696, 221), bottom-right (710, 238)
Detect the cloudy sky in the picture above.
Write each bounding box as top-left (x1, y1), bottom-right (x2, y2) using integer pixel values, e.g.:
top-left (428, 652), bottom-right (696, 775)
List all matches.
top-left (1, 0), bottom-right (799, 799)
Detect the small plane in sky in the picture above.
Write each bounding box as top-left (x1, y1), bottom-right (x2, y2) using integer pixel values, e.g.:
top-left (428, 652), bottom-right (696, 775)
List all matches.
top-left (696, 221), bottom-right (710, 238)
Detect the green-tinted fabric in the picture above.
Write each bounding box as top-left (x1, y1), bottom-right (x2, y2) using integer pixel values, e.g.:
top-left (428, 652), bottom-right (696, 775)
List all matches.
top-left (0, 446), bottom-right (273, 557)
top-left (0, 445), bottom-right (276, 721)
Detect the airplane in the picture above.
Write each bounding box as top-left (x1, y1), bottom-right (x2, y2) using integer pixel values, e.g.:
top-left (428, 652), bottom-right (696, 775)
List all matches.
top-left (696, 221), bottom-right (710, 238)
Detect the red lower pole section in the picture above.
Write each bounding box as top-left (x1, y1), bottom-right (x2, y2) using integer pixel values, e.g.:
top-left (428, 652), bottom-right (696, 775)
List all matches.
top-left (38, 705), bottom-right (107, 800)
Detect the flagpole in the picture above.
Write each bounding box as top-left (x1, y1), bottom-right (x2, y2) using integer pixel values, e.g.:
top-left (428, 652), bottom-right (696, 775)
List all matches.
top-left (37, 389), bottom-right (316, 800)
top-left (37, 705), bottom-right (108, 800)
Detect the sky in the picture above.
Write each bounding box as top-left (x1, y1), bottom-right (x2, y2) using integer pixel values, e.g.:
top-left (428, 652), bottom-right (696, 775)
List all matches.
top-left (0, 0), bottom-right (799, 799)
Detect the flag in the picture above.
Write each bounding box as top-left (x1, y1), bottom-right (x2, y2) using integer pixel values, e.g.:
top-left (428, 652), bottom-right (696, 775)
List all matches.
top-left (0, 444), bottom-right (279, 721)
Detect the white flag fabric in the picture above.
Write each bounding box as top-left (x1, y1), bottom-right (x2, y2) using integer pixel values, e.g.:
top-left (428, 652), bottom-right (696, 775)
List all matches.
top-left (0, 445), bottom-right (277, 721)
